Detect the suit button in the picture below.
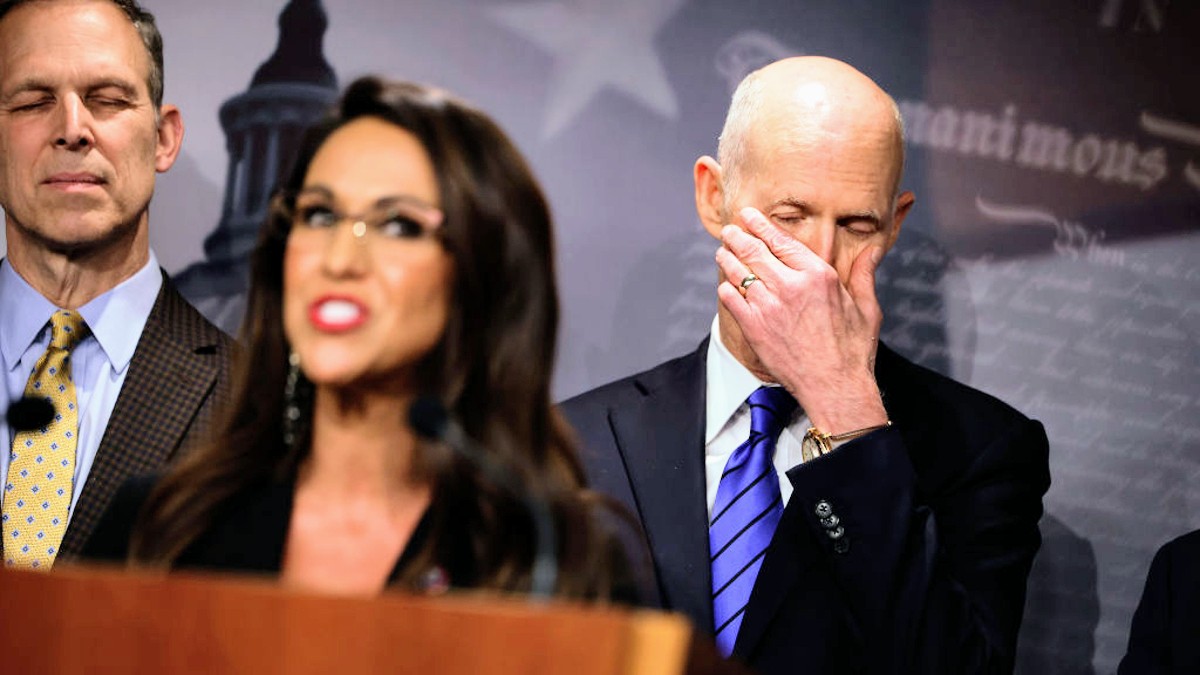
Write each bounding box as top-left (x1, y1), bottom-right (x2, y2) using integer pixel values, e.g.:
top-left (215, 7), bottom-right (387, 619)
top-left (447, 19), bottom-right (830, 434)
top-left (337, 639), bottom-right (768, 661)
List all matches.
top-left (814, 500), bottom-right (833, 518)
top-left (826, 526), bottom-right (845, 540)
top-left (820, 514), bottom-right (840, 529)
top-left (833, 539), bottom-right (850, 554)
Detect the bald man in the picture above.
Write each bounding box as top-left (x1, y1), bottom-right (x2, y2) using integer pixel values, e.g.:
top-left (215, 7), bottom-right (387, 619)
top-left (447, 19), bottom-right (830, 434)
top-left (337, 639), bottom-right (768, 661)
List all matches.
top-left (562, 57), bottom-right (1050, 674)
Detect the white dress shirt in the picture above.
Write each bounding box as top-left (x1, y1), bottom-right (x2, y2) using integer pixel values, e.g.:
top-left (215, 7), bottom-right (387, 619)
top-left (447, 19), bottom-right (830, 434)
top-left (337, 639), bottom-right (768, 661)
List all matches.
top-left (0, 254), bottom-right (162, 520)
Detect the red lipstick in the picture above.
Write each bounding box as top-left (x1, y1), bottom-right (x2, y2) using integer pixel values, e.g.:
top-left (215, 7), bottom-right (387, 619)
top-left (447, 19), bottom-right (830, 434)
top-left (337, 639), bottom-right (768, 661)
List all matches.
top-left (308, 296), bottom-right (369, 332)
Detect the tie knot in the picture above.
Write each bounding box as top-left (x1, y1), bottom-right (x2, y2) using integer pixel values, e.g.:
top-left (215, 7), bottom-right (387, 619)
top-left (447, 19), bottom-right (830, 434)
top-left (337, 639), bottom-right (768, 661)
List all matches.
top-left (48, 310), bottom-right (89, 352)
top-left (747, 386), bottom-right (797, 439)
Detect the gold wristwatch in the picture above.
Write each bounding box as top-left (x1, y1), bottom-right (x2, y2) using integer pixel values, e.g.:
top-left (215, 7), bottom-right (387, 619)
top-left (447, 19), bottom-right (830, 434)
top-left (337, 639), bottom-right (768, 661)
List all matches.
top-left (802, 421), bottom-right (892, 462)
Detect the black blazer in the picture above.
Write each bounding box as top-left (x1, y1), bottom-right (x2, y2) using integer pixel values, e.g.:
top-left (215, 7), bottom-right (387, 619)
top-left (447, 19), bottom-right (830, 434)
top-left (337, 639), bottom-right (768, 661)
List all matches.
top-left (1119, 529), bottom-right (1200, 674)
top-left (84, 473), bottom-right (648, 605)
top-left (560, 340), bottom-right (1051, 674)
top-left (83, 475), bottom-right (472, 586)
top-left (59, 276), bottom-right (234, 559)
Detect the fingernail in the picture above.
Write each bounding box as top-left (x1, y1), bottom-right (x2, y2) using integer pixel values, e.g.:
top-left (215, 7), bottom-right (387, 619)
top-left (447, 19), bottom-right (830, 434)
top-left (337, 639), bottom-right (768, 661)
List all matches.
top-left (870, 247), bottom-right (884, 265)
top-left (740, 207), bottom-right (760, 223)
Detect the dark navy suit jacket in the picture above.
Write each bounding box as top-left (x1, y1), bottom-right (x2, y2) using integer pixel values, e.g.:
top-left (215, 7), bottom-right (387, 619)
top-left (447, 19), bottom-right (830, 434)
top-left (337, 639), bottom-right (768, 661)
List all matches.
top-left (561, 340), bottom-right (1050, 674)
top-left (1120, 528), bottom-right (1200, 674)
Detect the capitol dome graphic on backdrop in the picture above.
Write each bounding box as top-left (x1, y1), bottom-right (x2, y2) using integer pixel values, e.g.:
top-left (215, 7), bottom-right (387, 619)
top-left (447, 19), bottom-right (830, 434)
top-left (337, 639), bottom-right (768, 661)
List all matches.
top-left (174, 0), bottom-right (338, 335)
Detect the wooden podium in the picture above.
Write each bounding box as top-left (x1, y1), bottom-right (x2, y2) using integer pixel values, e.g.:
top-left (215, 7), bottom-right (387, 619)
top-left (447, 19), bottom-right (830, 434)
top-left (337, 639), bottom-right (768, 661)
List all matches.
top-left (0, 565), bottom-right (737, 674)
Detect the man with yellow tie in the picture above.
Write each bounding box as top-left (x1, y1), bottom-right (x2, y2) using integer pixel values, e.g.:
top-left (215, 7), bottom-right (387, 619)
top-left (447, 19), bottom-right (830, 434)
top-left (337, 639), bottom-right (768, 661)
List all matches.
top-left (0, 0), bottom-right (233, 568)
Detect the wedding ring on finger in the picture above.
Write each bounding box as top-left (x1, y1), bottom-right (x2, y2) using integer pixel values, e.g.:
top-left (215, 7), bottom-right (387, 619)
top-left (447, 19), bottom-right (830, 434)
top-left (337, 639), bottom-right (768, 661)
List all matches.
top-left (740, 273), bottom-right (759, 294)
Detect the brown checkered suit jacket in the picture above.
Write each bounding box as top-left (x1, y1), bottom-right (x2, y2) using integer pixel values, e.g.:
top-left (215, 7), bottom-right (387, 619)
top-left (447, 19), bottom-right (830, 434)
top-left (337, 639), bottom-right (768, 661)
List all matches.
top-left (57, 274), bottom-right (234, 559)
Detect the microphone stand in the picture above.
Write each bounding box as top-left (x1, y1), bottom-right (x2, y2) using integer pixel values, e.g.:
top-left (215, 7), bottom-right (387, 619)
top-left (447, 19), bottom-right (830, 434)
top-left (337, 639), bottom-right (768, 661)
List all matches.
top-left (409, 398), bottom-right (559, 599)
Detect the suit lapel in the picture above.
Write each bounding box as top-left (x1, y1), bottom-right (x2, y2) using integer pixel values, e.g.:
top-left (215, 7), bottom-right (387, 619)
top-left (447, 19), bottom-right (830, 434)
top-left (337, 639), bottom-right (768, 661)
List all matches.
top-left (608, 342), bottom-right (713, 631)
top-left (61, 280), bottom-right (223, 556)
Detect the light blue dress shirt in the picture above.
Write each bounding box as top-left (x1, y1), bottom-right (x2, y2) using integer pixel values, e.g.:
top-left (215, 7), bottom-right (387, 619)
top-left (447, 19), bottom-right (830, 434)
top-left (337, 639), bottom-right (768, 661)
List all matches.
top-left (0, 253), bottom-right (162, 522)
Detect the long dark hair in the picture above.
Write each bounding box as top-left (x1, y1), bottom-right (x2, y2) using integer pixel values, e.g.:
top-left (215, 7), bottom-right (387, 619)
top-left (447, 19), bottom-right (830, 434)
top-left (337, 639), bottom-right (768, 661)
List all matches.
top-left (131, 77), bottom-right (622, 598)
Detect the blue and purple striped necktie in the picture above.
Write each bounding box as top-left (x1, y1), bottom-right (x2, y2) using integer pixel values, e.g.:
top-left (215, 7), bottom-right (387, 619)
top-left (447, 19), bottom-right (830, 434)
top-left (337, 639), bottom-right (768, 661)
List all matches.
top-left (709, 385), bottom-right (797, 656)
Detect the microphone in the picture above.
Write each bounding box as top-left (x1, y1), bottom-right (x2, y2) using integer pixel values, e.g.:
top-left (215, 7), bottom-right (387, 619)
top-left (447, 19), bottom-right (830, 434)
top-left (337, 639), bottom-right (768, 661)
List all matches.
top-left (6, 396), bottom-right (55, 432)
top-left (409, 397), bottom-right (559, 599)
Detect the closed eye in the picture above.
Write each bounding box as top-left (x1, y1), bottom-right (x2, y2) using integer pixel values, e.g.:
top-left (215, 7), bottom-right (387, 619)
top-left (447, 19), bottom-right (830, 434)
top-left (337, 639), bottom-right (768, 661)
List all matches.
top-left (87, 95), bottom-right (133, 110)
top-left (838, 216), bottom-right (881, 236)
top-left (6, 96), bottom-right (53, 113)
top-left (770, 210), bottom-right (810, 230)
top-left (86, 84), bottom-right (138, 111)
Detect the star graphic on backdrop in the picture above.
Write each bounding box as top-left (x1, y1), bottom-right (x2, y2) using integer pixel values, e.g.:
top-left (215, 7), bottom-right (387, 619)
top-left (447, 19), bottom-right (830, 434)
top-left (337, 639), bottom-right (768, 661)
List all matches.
top-left (488, 0), bottom-right (686, 139)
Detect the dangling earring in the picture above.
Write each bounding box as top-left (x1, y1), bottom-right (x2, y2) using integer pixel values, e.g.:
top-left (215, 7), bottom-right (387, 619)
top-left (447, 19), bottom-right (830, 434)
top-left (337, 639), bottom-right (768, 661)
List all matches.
top-left (283, 350), bottom-right (310, 451)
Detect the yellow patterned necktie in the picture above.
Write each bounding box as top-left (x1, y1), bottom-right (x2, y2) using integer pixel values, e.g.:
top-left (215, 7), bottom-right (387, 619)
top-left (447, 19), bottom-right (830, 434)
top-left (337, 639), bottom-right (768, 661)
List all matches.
top-left (3, 310), bottom-right (89, 569)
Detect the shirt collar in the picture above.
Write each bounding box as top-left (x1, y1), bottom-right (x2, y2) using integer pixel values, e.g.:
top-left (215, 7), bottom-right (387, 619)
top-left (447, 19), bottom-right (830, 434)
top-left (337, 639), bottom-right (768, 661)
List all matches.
top-left (704, 314), bottom-right (771, 443)
top-left (0, 259), bottom-right (58, 371)
top-left (0, 252), bottom-right (162, 374)
top-left (77, 251), bottom-right (163, 373)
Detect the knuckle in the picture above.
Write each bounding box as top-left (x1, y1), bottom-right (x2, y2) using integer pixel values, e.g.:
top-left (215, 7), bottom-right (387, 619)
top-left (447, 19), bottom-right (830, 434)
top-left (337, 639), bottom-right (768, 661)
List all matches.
top-left (859, 304), bottom-right (883, 327)
top-left (778, 274), bottom-right (802, 297)
top-left (740, 236), bottom-right (765, 258)
top-left (767, 231), bottom-right (794, 252)
top-left (727, 236), bottom-right (751, 256)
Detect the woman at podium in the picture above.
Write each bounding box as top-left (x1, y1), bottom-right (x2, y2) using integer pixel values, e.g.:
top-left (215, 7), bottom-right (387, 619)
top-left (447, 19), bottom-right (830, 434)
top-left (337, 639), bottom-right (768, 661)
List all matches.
top-left (84, 77), bottom-right (640, 602)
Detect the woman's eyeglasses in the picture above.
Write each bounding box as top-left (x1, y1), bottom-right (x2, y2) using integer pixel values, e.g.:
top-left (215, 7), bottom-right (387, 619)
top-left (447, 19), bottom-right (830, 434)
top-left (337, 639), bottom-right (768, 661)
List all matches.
top-left (276, 188), bottom-right (445, 243)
